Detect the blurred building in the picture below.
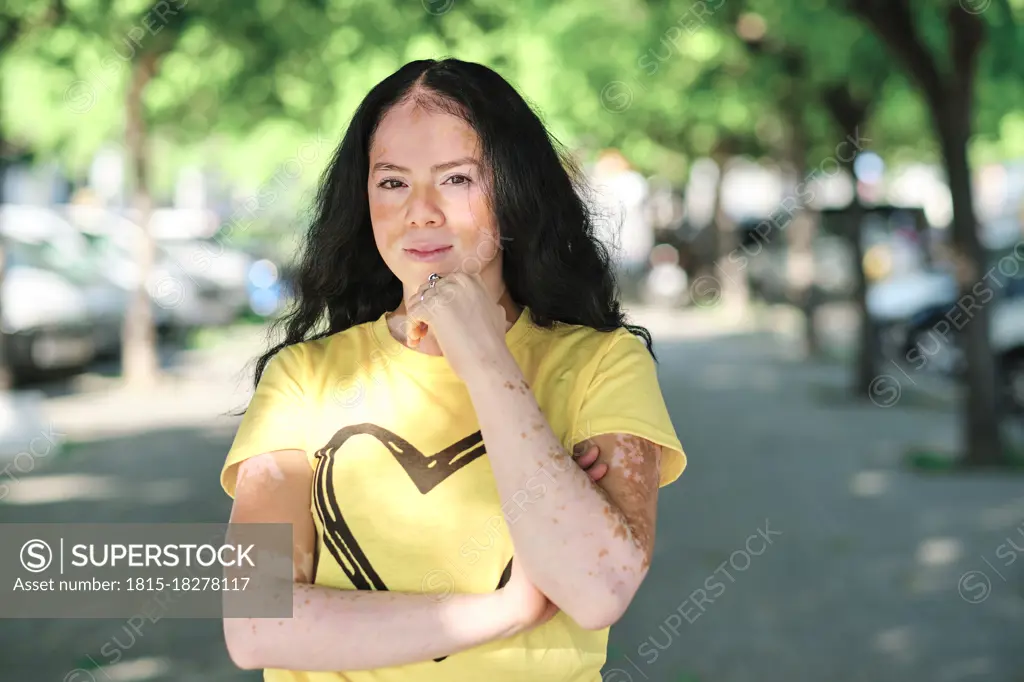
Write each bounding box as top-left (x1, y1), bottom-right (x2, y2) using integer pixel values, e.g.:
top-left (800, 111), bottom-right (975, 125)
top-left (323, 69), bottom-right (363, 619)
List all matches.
top-left (589, 149), bottom-right (654, 300)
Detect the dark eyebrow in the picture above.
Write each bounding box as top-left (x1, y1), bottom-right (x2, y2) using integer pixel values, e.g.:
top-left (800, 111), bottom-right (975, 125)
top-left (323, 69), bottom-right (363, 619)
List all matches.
top-left (371, 157), bottom-right (479, 173)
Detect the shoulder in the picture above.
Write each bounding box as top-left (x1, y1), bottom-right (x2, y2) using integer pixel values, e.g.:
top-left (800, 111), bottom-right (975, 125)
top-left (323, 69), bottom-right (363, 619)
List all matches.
top-left (265, 320), bottom-right (379, 378)
top-left (522, 316), bottom-right (648, 369)
top-left (299, 320), bottom-right (378, 360)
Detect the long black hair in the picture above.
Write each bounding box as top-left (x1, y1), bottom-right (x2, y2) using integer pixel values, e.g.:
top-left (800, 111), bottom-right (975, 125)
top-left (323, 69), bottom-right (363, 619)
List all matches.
top-left (251, 57), bottom-right (653, 391)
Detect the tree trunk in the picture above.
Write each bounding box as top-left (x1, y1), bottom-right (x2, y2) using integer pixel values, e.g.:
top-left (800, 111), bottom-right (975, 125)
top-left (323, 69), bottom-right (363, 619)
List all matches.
top-left (788, 210), bottom-right (820, 357)
top-left (711, 152), bottom-right (749, 317)
top-left (825, 109), bottom-right (878, 396)
top-left (937, 105), bottom-right (1005, 466)
top-left (777, 73), bottom-right (821, 358)
top-left (845, 0), bottom-right (1003, 464)
top-left (121, 54), bottom-right (160, 388)
top-left (782, 128), bottom-right (820, 357)
top-left (844, 192), bottom-right (879, 396)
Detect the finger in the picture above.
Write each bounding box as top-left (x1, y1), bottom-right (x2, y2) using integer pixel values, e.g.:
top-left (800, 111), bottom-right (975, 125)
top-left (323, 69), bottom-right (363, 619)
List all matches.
top-left (571, 441), bottom-right (592, 457)
top-left (405, 288), bottom-right (432, 313)
top-left (395, 309), bottom-right (424, 345)
top-left (406, 274), bottom-right (443, 308)
top-left (406, 287), bottom-right (440, 324)
top-left (413, 278), bottom-right (455, 315)
top-left (407, 321), bottom-right (428, 347)
top-left (586, 463), bottom-right (608, 482)
top-left (576, 446), bottom-right (600, 468)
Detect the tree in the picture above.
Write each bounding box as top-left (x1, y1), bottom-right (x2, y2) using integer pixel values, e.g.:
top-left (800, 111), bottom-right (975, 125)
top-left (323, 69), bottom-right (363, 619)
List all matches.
top-left (580, 0), bottom-right (770, 309)
top-left (120, 8), bottom-right (188, 387)
top-left (7, 0), bottom-right (342, 386)
top-left (732, 32), bottom-right (842, 359)
top-left (734, 13), bottom-right (893, 389)
top-left (675, 0), bottom-right (882, 363)
top-left (845, 0), bottom-right (1020, 466)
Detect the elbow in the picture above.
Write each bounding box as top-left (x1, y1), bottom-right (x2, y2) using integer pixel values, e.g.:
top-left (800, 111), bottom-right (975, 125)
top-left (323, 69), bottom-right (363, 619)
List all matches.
top-left (572, 601), bottom-right (629, 631)
top-left (224, 579), bottom-right (298, 670)
top-left (223, 618), bottom-right (264, 670)
top-left (567, 588), bottom-right (633, 630)
top-left (573, 593), bottom-right (626, 630)
top-left (565, 574), bottom-right (645, 631)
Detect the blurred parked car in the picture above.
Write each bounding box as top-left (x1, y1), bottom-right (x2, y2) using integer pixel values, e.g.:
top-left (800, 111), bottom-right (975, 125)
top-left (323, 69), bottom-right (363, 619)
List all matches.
top-left (867, 267), bottom-right (960, 367)
top-left (63, 205), bottom-right (173, 334)
top-left (1, 205), bottom-right (125, 359)
top-left (65, 206), bottom-right (254, 335)
top-left (994, 299), bottom-right (1024, 413)
top-left (915, 297), bottom-right (1024, 413)
top-left (1, 239), bottom-right (96, 382)
top-left (873, 265), bottom-right (1024, 413)
top-left (876, 265), bottom-right (1024, 370)
top-left (155, 238), bottom-right (253, 329)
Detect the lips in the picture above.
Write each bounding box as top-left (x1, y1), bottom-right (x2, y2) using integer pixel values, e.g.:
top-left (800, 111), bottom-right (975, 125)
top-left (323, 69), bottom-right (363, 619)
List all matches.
top-left (404, 245), bottom-right (451, 255)
top-left (403, 245), bottom-right (453, 262)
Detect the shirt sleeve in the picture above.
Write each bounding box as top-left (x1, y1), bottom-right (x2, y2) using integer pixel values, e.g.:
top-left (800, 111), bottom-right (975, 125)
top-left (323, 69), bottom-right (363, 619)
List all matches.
top-left (220, 343), bottom-right (309, 499)
top-left (574, 329), bottom-right (686, 487)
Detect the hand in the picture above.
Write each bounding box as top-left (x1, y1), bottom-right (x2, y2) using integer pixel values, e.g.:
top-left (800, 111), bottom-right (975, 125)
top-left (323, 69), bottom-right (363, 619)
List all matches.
top-left (575, 443), bottom-right (608, 483)
top-left (405, 272), bottom-right (512, 380)
top-left (500, 558), bottom-right (558, 635)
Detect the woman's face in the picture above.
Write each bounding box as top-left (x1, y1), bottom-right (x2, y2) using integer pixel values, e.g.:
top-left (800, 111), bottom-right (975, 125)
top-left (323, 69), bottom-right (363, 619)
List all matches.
top-left (368, 99), bottom-right (504, 300)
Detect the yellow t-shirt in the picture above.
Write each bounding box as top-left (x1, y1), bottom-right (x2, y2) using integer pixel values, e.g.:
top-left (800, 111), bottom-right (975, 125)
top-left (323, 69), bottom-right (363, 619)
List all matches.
top-left (221, 307), bottom-right (686, 682)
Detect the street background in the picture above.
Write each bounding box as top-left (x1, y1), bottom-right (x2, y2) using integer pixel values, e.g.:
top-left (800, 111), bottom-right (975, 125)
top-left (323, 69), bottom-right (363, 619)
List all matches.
top-left (2, 0), bottom-right (1024, 680)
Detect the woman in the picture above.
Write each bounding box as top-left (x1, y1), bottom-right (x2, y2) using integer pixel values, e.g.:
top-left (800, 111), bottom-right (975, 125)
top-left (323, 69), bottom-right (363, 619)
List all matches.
top-left (220, 58), bottom-right (686, 681)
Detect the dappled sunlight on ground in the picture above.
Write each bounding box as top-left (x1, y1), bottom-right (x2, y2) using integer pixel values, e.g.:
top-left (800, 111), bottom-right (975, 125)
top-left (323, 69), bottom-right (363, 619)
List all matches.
top-left (1, 311), bottom-right (1023, 681)
top-left (916, 537), bottom-right (963, 567)
top-left (694, 362), bottom-right (782, 392)
top-left (850, 469), bottom-right (891, 497)
top-left (3, 473), bottom-right (119, 505)
top-left (99, 656), bottom-right (173, 681)
top-left (607, 325), bottom-right (1024, 682)
top-left (2, 475), bottom-right (193, 507)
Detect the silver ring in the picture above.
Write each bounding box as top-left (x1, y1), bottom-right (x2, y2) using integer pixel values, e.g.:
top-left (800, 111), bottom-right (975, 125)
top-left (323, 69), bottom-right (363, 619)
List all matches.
top-left (428, 273), bottom-right (441, 288)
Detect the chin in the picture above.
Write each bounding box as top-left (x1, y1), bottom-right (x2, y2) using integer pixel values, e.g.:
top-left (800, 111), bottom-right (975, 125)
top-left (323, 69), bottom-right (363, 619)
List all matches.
top-left (403, 253), bottom-right (458, 273)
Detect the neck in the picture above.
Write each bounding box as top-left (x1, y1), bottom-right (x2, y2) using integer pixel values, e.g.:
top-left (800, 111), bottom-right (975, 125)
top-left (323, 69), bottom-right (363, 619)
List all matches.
top-left (495, 289), bottom-right (523, 330)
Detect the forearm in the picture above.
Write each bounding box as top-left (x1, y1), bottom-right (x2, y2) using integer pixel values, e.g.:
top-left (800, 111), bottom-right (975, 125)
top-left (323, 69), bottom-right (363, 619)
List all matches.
top-left (465, 358), bottom-right (646, 628)
top-left (225, 582), bottom-right (516, 671)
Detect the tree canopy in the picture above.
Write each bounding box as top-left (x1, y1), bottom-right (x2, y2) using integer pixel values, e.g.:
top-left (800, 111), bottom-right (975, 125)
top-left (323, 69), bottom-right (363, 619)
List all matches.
top-left (0, 0), bottom-right (1019, 202)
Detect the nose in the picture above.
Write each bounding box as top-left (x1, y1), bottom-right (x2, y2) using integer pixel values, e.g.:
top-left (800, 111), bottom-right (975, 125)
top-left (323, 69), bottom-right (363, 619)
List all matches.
top-left (404, 185), bottom-right (445, 229)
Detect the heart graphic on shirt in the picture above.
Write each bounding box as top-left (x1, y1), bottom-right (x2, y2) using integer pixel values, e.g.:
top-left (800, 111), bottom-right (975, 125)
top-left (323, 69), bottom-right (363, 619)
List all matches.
top-left (314, 423), bottom-right (487, 495)
top-left (311, 423), bottom-right (488, 592)
top-left (310, 423), bottom-right (510, 665)
top-left (309, 421), bottom-right (520, 659)
top-left (307, 421), bottom-right (512, 659)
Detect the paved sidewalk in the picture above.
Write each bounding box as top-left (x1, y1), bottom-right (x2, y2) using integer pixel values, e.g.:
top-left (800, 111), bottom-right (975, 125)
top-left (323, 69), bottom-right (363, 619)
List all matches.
top-left (607, 326), bottom-right (1024, 682)
top-left (0, 312), bottom-right (1022, 681)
